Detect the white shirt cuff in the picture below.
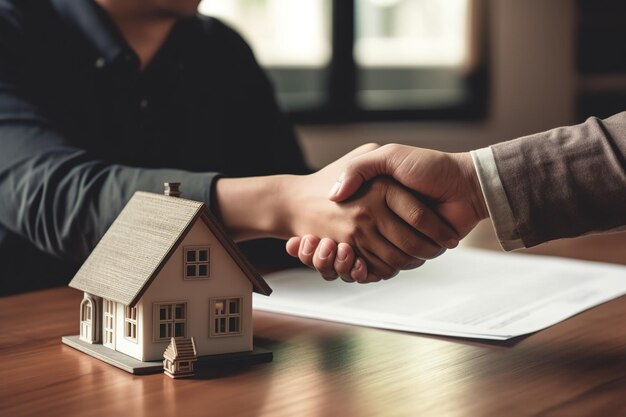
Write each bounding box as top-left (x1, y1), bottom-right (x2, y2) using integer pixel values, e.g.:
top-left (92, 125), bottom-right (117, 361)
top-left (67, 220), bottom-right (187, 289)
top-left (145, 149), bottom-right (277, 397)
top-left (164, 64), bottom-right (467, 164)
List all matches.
top-left (470, 147), bottom-right (525, 251)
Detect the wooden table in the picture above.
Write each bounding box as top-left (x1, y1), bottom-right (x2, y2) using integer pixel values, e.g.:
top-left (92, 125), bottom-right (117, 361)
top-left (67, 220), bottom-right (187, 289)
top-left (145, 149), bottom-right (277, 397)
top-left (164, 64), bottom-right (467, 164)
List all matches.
top-left (2, 221), bottom-right (626, 417)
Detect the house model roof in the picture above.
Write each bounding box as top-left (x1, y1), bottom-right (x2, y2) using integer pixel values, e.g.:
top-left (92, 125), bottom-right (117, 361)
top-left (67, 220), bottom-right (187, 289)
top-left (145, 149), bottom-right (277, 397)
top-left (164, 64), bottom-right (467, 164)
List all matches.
top-left (163, 337), bottom-right (197, 362)
top-left (69, 192), bottom-right (272, 306)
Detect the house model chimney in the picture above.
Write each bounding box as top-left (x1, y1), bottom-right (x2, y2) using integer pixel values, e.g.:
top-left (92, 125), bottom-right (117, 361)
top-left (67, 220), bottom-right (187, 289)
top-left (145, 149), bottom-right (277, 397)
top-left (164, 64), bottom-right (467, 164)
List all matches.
top-left (164, 182), bottom-right (181, 198)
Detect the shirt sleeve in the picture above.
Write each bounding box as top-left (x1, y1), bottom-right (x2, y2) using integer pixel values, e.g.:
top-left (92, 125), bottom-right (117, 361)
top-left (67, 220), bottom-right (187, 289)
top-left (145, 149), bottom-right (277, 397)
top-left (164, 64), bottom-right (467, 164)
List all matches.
top-left (472, 112), bottom-right (626, 250)
top-left (0, 16), bottom-right (219, 262)
top-left (470, 147), bottom-right (524, 250)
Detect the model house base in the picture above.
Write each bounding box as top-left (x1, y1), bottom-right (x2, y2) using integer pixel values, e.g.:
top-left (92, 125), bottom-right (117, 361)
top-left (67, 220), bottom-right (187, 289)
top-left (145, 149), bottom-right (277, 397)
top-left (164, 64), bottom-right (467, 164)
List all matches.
top-left (62, 335), bottom-right (273, 375)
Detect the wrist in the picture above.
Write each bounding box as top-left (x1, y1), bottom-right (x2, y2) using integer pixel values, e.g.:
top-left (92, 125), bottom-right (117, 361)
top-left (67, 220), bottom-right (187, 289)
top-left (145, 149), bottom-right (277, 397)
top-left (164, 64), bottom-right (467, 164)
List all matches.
top-left (213, 175), bottom-right (296, 241)
top-left (453, 152), bottom-right (489, 222)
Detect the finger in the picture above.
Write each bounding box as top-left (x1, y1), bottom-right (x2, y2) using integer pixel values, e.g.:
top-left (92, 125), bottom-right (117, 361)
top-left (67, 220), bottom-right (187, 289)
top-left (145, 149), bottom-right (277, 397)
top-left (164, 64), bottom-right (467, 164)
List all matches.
top-left (297, 235), bottom-right (321, 269)
top-left (334, 243), bottom-right (356, 282)
top-left (377, 206), bottom-right (449, 261)
top-left (312, 238), bottom-right (339, 281)
top-left (385, 186), bottom-right (460, 249)
top-left (328, 146), bottom-right (397, 202)
top-left (364, 227), bottom-right (425, 274)
top-left (354, 240), bottom-right (402, 283)
top-left (350, 257), bottom-right (368, 282)
top-left (286, 236), bottom-right (302, 257)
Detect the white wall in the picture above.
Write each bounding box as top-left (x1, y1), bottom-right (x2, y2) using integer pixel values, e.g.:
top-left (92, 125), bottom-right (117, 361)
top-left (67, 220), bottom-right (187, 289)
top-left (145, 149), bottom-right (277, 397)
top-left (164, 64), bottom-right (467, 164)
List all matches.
top-left (139, 220), bottom-right (253, 362)
top-left (297, 0), bottom-right (576, 168)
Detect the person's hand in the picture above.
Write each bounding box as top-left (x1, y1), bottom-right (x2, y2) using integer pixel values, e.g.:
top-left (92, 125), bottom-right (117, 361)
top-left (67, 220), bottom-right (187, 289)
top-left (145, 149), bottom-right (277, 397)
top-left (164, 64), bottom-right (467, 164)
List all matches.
top-left (282, 147), bottom-right (460, 282)
top-left (285, 235), bottom-right (366, 282)
top-left (328, 144), bottom-right (489, 239)
top-left (215, 143), bottom-right (460, 283)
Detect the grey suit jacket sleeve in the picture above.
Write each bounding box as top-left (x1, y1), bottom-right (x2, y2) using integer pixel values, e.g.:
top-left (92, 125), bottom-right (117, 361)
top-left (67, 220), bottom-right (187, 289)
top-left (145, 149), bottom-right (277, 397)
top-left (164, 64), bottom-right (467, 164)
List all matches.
top-left (486, 112), bottom-right (626, 248)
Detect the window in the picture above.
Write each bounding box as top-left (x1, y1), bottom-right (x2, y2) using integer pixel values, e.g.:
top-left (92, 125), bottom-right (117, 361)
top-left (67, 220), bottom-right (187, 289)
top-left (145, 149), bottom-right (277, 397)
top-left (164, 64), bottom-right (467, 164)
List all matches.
top-left (199, 0), bottom-right (487, 122)
top-left (184, 247), bottom-right (210, 279)
top-left (199, 0), bottom-right (331, 112)
top-left (154, 302), bottom-right (187, 342)
top-left (103, 299), bottom-right (115, 348)
top-left (81, 301), bottom-right (92, 323)
top-left (124, 306), bottom-right (138, 342)
top-left (211, 298), bottom-right (242, 336)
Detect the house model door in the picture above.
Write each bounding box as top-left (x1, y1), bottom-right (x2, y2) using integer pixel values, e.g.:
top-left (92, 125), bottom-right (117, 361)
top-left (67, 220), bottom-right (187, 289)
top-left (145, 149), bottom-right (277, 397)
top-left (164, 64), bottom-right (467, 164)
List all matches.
top-left (80, 298), bottom-right (93, 342)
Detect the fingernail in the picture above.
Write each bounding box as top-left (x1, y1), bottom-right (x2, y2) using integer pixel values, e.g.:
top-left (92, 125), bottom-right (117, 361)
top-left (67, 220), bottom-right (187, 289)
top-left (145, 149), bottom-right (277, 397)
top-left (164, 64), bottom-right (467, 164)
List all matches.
top-left (328, 172), bottom-right (346, 198)
top-left (319, 241), bottom-right (333, 259)
top-left (328, 181), bottom-right (342, 198)
top-left (445, 239), bottom-right (459, 249)
top-left (302, 238), bottom-right (316, 256)
top-left (337, 245), bottom-right (348, 262)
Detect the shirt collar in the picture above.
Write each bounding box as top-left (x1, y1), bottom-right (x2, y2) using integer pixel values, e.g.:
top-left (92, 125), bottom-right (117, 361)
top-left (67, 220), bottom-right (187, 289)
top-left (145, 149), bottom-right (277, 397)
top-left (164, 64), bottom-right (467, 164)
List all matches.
top-left (50, 0), bottom-right (139, 68)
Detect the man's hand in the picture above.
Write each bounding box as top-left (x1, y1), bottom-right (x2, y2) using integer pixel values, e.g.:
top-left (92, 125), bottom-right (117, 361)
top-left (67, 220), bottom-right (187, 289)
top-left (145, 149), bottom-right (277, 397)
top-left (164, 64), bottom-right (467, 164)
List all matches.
top-left (214, 143), bottom-right (461, 283)
top-left (281, 145), bottom-right (459, 283)
top-left (328, 144), bottom-right (489, 238)
top-left (287, 176), bottom-right (454, 282)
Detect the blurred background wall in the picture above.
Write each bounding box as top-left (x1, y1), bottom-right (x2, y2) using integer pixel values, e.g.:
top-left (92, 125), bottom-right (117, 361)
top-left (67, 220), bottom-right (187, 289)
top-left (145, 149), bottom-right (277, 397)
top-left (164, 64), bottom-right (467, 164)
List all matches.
top-left (200, 0), bottom-right (625, 168)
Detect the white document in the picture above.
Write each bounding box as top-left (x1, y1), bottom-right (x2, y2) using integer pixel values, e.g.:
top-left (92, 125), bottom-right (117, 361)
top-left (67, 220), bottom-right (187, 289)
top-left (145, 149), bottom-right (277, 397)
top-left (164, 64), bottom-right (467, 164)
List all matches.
top-left (253, 248), bottom-right (626, 340)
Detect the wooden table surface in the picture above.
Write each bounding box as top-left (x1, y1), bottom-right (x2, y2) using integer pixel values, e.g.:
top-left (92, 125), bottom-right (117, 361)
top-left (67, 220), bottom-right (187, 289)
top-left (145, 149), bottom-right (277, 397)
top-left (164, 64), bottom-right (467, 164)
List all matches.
top-left (2, 221), bottom-right (626, 417)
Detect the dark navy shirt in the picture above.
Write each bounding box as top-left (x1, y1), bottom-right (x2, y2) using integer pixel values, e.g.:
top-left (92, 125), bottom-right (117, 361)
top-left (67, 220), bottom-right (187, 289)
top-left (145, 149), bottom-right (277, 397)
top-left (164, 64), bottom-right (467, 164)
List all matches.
top-left (0, 0), bottom-right (307, 293)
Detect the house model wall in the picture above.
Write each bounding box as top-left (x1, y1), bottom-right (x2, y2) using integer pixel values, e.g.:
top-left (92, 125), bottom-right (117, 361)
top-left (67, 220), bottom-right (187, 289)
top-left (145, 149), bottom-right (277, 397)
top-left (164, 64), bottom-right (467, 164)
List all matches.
top-left (63, 185), bottom-right (272, 371)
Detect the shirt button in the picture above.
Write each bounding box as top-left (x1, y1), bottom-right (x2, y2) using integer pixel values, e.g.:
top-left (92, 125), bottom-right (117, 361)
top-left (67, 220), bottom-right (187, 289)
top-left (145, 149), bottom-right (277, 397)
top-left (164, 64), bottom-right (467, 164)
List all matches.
top-left (95, 57), bottom-right (106, 68)
top-left (139, 99), bottom-right (148, 109)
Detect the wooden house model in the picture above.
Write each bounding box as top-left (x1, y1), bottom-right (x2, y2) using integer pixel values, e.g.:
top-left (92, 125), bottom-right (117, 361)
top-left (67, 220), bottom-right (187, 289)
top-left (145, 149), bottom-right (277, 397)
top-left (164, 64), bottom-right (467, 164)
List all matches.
top-left (163, 337), bottom-right (198, 378)
top-left (62, 184), bottom-right (272, 374)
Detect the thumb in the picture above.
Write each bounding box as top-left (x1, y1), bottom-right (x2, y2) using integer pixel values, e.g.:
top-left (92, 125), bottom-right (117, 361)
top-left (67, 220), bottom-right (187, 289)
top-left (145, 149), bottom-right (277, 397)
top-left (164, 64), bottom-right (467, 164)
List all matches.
top-left (328, 147), bottom-right (391, 202)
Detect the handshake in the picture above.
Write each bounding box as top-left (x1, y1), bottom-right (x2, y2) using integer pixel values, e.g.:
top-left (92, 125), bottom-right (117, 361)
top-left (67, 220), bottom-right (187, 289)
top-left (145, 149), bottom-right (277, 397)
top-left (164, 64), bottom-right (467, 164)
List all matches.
top-left (282, 143), bottom-right (490, 283)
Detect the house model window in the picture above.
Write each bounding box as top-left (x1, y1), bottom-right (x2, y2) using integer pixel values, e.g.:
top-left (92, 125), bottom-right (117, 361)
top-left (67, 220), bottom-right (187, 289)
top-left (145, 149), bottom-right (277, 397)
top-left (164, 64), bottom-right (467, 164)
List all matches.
top-left (184, 247), bottom-right (210, 279)
top-left (125, 306), bottom-right (138, 342)
top-left (155, 303), bottom-right (187, 342)
top-left (103, 300), bottom-right (115, 348)
top-left (211, 298), bottom-right (242, 336)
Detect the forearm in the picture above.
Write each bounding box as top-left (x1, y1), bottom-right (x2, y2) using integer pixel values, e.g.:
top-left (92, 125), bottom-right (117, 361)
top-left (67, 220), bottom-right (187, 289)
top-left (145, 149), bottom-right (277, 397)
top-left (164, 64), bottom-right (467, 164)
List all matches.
top-left (475, 112), bottom-right (626, 249)
top-left (213, 175), bottom-right (295, 242)
top-left (0, 125), bottom-right (218, 260)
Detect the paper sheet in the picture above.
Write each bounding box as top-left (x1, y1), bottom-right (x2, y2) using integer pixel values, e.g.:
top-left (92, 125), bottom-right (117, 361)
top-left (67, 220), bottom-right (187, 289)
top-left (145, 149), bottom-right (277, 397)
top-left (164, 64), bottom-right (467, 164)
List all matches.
top-left (253, 248), bottom-right (626, 340)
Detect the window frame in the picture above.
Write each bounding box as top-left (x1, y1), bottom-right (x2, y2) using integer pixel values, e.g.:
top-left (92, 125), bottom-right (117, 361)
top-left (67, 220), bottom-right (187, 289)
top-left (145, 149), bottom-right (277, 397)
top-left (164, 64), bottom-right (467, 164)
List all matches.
top-left (153, 302), bottom-right (188, 342)
top-left (266, 0), bottom-right (489, 124)
top-left (210, 297), bottom-right (243, 337)
top-left (124, 305), bottom-right (138, 343)
top-left (183, 246), bottom-right (211, 280)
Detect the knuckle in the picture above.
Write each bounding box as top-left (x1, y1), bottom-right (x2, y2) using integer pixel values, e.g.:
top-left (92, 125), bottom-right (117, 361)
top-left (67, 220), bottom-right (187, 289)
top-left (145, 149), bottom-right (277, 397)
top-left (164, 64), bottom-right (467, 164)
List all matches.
top-left (361, 142), bottom-right (380, 152)
top-left (407, 206), bottom-right (426, 229)
top-left (381, 143), bottom-right (398, 153)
